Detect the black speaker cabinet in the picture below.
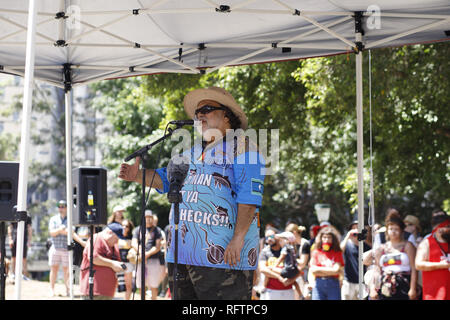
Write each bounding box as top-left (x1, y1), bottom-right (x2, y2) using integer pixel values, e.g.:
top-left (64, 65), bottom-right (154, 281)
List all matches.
top-left (72, 166), bottom-right (107, 226)
top-left (0, 161), bottom-right (19, 222)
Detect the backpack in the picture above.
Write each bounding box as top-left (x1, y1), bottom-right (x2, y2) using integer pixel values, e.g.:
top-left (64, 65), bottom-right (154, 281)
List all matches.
top-left (281, 246), bottom-right (299, 279)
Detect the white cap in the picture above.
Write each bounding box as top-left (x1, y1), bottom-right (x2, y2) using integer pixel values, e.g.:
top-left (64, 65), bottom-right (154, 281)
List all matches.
top-left (145, 209), bottom-right (153, 217)
top-left (276, 231), bottom-right (296, 242)
top-left (113, 205), bottom-right (125, 212)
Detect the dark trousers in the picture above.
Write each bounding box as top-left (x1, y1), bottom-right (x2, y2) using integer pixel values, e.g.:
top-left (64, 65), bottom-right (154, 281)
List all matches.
top-left (167, 263), bottom-right (254, 300)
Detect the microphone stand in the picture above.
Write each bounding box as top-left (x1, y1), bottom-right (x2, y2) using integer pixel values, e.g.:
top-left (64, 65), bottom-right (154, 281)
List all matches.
top-left (168, 201), bottom-right (181, 300)
top-left (124, 124), bottom-right (183, 300)
top-left (167, 159), bottom-right (188, 301)
top-left (124, 127), bottom-right (176, 162)
top-left (0, 222), bottom-right (6, 300)
top-left (88, 225), bottom-right (95, 300)
top-left (140, 159), bottom-right (146, 300)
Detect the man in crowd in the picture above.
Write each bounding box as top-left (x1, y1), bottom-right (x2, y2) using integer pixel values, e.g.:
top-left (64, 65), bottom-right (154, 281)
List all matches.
top-left (259, 228), bottom-right (297, 300)
top-left (48, 200), bottom-right (70, 297)
top-left (80, 222), bottom-right (126, 300)
top-left (415, 210), bottom-right (450, 300)
top-left (119, 87), bottom-right (265, 299)
top-left (131, 209), bottom-right (164, 300)
top-left (340, 220), bottom-right (371, 300)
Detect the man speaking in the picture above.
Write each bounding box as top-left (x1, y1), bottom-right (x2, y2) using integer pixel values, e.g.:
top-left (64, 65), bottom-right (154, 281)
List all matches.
top-left (119, 87), bottom-right (265, 300)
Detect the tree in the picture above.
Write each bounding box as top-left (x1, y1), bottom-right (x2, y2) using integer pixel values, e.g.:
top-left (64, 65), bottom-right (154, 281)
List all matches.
top-left (90, 78), bottom-right (172, 226)
top-left (89, 42), bottom-right (449, 235)
top-left (296, 42), bottom-right (450, 231)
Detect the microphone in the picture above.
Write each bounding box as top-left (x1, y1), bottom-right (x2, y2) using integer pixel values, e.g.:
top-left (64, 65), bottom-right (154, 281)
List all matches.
top-left (167, 155), bottom-right (190, 204)
top-left (169, 119), bottom-right (194, 126)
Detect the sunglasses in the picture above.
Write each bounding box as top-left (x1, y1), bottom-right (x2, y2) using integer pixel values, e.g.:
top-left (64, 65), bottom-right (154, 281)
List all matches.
top-left (194, 105), bottom-right (226, 116)
top-left (265, 235), bottom-right (275, 240)
top-left (58, 205), bottom-right (67, 208)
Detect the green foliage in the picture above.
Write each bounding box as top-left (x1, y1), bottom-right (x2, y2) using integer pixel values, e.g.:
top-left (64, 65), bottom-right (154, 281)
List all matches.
top-left (0, 132), bottom-right (19, 160)
top-left (89, 42), bottom-right (449, 235)
top-left (90, 78), bottom-right (172, 226)
top-left (296, 43), bottom-right (450, 232)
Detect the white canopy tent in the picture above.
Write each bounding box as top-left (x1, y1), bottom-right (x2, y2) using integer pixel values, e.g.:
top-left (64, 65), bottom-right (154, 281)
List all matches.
top-left (1, 0), bottom-right (449, 300)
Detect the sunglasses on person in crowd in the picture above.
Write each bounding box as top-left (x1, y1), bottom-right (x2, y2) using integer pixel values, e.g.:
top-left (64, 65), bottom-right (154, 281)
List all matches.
top-left (194, 105), bottom-right (226, 116)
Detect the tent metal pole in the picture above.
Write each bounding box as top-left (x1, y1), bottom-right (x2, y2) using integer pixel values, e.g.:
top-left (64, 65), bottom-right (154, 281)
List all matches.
top-left (66, 14), bottom-right (130, 45)
top-left (231, 0), bottom-right (259, 10)
top-left (0, 15), bottom-right (54, 42)
top-left (206, 16), bottom-right (350, 74)
top-left (365, 18), bottom-right (450, 49)
top-left (355, 32), bottom-right (365, 300)
top-left (14, 0), bottom-right (37, 300)
top-left (65, 89), bottom-right (75, 300)
top-left (0, 17), bottom-right (53, 41)
top-left (77, 20), bottom-right (200, 73)
top-left (73, 48), bottom-right (199, 86)
top-left (59, 0), bottom-right (75, 298)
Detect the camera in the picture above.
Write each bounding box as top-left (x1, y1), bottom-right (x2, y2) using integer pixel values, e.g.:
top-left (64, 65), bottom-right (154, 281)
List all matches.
top-left (117, 263), bottom-right (127, 293)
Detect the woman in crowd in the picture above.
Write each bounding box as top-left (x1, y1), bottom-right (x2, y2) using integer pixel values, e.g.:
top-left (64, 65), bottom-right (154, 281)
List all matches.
top-left (118, 219), bottom-right (135, 300)
top-left (309, 226), bottom-right (344, 300)
top-left (107, 205), bottom-right (125, 225)
top-left (404, 214), bottom-right (423, 245)
top-left (369, 211), bottom-right (418, 300)
top-left (285, 223), bottom-right (310, 299)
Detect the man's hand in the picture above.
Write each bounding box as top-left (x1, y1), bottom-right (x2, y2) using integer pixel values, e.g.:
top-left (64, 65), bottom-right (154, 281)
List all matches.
top-left (111, 261), bottom-right (125, 273)
top-left (224, 204), bottom-right (256, 267)
top-left (224, 236), bottom-right (244, 267)
top-left (119, 157), bottom-right (140, 182)
top-left (59, 226), bottom-right (68, 236)
top-left (408, 287), bottom-right (417, 300)
top-left (281, 277), bottom-right (297, 287)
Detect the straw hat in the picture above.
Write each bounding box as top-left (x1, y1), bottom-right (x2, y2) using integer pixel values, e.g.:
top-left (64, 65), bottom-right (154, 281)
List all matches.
top-left (183, 86), bottom-right (248, 130)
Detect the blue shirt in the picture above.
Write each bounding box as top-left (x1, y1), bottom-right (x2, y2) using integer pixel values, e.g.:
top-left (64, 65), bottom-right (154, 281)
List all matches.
top-left (156, 136), bottom-right (265, 270)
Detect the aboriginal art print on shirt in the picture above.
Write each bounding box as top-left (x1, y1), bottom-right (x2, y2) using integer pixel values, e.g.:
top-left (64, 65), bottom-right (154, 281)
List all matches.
top-left (156, 136), bottom-right (265, 270)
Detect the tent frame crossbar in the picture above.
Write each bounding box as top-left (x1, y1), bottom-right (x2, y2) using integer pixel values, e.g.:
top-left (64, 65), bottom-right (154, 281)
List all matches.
top-left (0, 5), bottom-right (448, 19)
top-left (77, 20), bottom-right (201, 73)
top-left (71, 47), bottom-right (199, 87)
top-left (1, 4), bottom-right (448, 83)
top-left (366, 17), bottom-right (450, 49)
top-left (205, 15), bottom-right (353, 73)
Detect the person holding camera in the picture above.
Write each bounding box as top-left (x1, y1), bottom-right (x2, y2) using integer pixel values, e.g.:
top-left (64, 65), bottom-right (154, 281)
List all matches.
top-left (48, 200), bottom-right (70, 297)
top-left (79, 222), bottom-right (126, 300)
top-left (340, 220), bottom-right (371, 300)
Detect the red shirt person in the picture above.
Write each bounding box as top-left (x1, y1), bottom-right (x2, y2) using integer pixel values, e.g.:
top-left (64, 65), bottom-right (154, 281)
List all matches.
top-left (259, 228), bottom-right (298, 300)
top-left (80, 223), bottom-right (127, 299)
top-left (416, 211), bottom-right (450, 300)
top-left (309, 226), bottom-right (344, 300)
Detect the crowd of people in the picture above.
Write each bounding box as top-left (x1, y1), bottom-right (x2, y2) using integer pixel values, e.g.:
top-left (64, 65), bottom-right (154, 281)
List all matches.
top-left (2, 87), bottom-right (448, 301)
top-left (254, 208), bottom-right (449, 300)
top-left (7, 199), bottom-right (443, 301)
